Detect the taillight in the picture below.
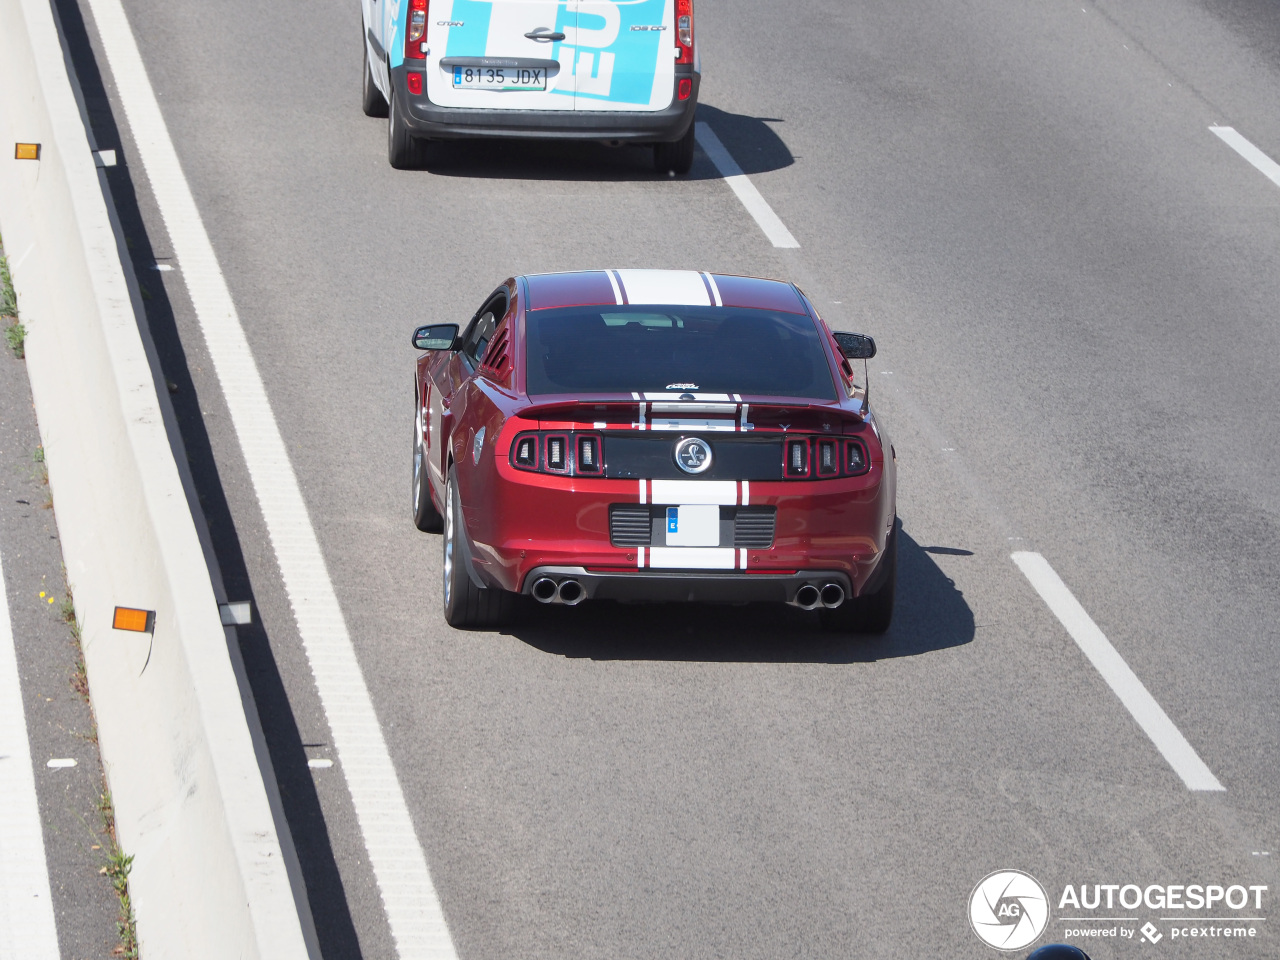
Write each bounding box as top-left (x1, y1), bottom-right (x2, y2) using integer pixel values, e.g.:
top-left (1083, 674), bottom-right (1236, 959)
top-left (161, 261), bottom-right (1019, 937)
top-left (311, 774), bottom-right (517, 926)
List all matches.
top-left (514, 434), bottom-right (538, 468)
top-left (784, 439), bottom-right (809, 478)
top-left (780, 436), bottom-right (872, 479)
top-left (817, 439), bottom-right (839, 476)
top-left (844, 438), bottom-right (870, 476)
top-left (406, 0), bottom-right (428, 60)
top-left (511, 430), bottom-right (604, 475)
top-left (677, 77), bottom-right (692, 101)
top-left (546, 435), bottom-right (568, 472)
top-left (578, 436), bottom-right (600, 473)
top-left (406, 72), bottom-right (423, 95)
top-left (675, 0), bottom-right (693, 64)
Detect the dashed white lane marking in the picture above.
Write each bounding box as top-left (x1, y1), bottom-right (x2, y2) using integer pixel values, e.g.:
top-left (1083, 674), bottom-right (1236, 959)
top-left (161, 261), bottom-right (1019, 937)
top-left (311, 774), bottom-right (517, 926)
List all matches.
top-left (83, 0), bottom-right (458, 954)
top-left (307, 759), bottom-right (333, 770)
top-left (0, 547), bottom-right (62, 960)
top-left (1210, 126), bottom-right (1280, 190)
top-left (45, 759), bottom-right (77, 769)
top-left (695, 123), bottom-right (800, 249)
top-left (1011, 552), bottom-right (1224, 792)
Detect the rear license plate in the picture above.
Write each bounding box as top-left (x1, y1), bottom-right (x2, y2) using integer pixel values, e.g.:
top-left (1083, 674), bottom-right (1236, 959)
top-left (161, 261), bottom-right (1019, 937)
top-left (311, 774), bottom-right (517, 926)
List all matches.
top-left (452, 66), bottom-right (547, 91)
top-left (665, 505), bottom-right (720, 547)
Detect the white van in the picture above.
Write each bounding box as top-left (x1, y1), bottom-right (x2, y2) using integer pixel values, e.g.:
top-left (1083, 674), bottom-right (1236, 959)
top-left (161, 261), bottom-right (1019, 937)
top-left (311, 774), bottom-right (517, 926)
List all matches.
top-left (361, 0), bottom-right (700, 171)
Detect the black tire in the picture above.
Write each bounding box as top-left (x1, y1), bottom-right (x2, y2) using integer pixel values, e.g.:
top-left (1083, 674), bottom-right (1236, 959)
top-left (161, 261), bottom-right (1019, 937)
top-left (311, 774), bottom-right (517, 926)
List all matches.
top-left (653, 121), bottom-right (696, 175)
top-left (819, 520), bottom-right (897, 635)
top-left (388, 87), bottom-right (429, 170)
top-left (442, 470), bottom-right (517, 628)
top-left (412, 397), bottom-right (443, 532)
top-left (361, 42), bottom-right (389, 118)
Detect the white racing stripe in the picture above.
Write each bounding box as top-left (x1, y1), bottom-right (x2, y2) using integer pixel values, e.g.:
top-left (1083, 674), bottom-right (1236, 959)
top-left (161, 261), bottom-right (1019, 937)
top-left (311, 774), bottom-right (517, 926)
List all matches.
top-left (606, 270), bottom-right (624, 305)
top-left (82, 0), bottom-right (459, 954)
top-left (614, 269), bottom-right (711, 306)
top-left (1011, 552), bottom-right (1224, 792)
top-left (695, 123), bottom-right (800, 249)
top-left (648, 417), bottom-right (737, 432)
top-left (701, 272), bottom-right (723, 306)
top-left (648, 547), bottom-right (736, 570)
top-left (1209, 126), bottom-right (1280, 190)
top-left (0, 547), bottom-right (61, 960)
top-left (650, 480), bottom-right (737, 505)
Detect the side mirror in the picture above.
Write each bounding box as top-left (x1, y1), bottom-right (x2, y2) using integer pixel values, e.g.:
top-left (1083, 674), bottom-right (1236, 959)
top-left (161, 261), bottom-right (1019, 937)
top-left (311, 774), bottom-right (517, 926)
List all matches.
top-left (411, 323), bottom-right (459, 351)
top-left (834, 332), bottom-right (876, 360)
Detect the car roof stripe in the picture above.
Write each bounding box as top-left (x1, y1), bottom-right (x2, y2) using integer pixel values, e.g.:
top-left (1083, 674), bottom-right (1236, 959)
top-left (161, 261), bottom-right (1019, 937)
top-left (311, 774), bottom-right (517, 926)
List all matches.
top-left (614, 269), bottom-right (712, 306)
top-left (607, 269), bottom-right (626, 305)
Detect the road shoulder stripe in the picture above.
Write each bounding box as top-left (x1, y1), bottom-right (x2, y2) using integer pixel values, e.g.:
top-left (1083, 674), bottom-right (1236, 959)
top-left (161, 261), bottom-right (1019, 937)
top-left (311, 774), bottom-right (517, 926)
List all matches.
top-left (81, 0), bottom-right (459, 953)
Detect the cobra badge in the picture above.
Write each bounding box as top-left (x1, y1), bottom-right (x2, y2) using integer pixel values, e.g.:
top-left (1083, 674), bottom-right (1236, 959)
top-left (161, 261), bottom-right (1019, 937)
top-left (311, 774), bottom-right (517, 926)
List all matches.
top-left (674, 437), bottom-right (713, 475)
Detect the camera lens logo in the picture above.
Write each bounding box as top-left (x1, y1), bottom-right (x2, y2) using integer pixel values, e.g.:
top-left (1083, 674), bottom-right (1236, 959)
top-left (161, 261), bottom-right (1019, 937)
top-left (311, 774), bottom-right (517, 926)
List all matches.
top-left (968, 870), bottom-right (1050, 951)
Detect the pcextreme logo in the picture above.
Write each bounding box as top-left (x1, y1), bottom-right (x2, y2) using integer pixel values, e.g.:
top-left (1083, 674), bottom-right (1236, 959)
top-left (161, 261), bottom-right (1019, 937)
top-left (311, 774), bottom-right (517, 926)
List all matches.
top-left (969, 870), bottom-right (1051, 951)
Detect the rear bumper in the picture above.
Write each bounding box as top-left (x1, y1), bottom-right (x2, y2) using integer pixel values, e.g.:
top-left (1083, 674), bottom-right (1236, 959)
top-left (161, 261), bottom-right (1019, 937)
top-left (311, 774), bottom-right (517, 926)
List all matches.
top-left (394, 65), bottom-right (699, 142)
top-left (460, 457), bottom-right (896, 598)
top-left (523, 567), bottom-right (854, 604)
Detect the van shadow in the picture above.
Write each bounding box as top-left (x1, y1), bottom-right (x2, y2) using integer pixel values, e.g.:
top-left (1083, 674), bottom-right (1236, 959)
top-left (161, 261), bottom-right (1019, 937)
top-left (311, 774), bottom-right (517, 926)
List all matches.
top-left (505, 527), bottom-right (975, 663)
top-left (421, 103), bottom-right (793, 181)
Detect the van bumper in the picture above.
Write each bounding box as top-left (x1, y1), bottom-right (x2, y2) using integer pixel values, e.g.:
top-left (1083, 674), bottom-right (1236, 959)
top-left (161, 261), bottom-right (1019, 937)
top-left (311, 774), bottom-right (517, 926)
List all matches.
top-left (393, 66), bottom-right (699, 143)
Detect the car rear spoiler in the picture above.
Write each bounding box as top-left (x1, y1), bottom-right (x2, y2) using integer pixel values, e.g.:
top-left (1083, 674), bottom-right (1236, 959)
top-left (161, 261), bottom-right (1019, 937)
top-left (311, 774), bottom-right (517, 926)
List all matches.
top-left (516, 398), bottom-right (868, 433)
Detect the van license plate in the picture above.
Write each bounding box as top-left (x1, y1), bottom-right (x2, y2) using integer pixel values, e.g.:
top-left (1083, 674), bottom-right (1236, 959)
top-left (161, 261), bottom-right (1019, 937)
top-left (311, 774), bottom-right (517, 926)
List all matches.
top-left (453, 66), bottom-right (547, 91)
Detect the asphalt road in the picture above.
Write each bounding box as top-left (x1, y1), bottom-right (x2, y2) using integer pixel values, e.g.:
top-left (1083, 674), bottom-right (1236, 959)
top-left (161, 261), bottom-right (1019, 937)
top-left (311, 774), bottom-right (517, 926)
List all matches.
top-left (58, 0), bottom-right (1280, 956)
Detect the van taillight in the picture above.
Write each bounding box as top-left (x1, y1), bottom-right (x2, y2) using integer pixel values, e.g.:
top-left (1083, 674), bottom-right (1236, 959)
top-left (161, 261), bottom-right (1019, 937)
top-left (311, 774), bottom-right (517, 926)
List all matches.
top-left (406, 0), bottom-right (428, 60)
top-left (675, 0), bottom-right (693, 64)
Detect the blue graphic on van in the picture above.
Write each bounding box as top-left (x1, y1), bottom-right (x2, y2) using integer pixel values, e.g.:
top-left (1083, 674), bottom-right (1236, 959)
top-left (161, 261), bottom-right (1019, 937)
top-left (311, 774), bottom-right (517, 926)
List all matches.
top-left (443, 0), bottom-right (498, 59)
top-left (555, 0), bottom-right (665, 105)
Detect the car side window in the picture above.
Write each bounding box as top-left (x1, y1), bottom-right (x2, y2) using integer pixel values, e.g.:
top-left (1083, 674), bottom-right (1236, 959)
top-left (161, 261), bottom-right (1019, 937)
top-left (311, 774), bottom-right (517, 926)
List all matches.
top-left (460, 295), bottom-right (507, 368)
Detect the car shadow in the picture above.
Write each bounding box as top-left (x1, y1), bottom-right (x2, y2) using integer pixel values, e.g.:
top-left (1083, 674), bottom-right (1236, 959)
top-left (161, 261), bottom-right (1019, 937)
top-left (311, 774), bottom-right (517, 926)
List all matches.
top-left (420, 103), bottom-right (794, 181)
top-left (503, 526), bottom-right (975, 663)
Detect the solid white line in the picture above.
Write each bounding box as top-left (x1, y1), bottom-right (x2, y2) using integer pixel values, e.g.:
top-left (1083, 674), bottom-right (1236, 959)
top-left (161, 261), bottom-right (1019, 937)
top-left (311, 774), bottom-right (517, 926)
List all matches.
top-left (1011, 552), bottom-right (1224, 791)
top-left (82, 0), bottom-right (459, 955)
top-left (694, 123), bottom-right (800, 249)
top-left (0, 547), bottom-right (62, 960)
top-left (1210, 126), bottom-right (1280, 189)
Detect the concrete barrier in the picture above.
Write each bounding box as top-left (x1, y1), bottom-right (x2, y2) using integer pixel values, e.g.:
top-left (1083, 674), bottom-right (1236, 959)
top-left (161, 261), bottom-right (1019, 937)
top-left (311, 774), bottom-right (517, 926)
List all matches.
top-left (0, 0), bottom-right (316, 956)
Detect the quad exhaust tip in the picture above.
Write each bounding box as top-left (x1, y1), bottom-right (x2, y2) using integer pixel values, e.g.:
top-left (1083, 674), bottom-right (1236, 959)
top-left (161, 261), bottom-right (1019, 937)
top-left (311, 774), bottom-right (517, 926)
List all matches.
top-left (819, 583), bottom-right (845, 609)
top-left (531, 577), bottom-right (558, 603)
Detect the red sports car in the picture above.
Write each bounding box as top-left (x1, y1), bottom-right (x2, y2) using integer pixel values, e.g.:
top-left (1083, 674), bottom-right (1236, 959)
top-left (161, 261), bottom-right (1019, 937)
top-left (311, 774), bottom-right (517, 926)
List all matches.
top-left (411, 270), bottom-right (897, 632)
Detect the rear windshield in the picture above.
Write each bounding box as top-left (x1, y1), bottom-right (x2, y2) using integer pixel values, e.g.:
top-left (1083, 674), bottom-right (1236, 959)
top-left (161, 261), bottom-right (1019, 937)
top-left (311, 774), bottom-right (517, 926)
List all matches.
top-left (524, 305), bottom-right (837, 399)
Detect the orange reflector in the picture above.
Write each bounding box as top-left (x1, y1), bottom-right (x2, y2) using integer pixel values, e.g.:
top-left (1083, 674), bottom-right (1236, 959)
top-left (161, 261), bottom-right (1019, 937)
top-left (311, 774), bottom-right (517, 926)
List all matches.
top-left (112, 606), bottom-right (153, 632)
top-left (15, 143), bottom-right (40, 160)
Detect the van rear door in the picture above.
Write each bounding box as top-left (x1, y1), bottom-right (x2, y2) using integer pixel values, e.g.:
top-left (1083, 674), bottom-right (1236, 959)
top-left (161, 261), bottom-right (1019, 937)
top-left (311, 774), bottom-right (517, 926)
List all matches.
top-left (427, 1), bottom-right (578, 111)
top-left (568, 0), bottom-right (674, 112)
